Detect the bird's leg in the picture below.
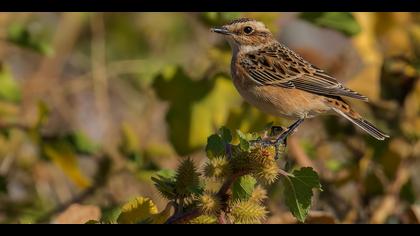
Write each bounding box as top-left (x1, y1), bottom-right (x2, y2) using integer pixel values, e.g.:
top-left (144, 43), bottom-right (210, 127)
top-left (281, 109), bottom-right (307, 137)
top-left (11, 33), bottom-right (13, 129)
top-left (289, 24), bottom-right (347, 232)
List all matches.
top-left (249, 126), bottom-right (284, 147)
top-left (275, 119), bottom-right (304, 145)
top-left (270, 126), bottom-right (285, 137)
top-left (249, 119), bottom-right (304, 159)
top-left (273, 119), bottom-right (304, 159)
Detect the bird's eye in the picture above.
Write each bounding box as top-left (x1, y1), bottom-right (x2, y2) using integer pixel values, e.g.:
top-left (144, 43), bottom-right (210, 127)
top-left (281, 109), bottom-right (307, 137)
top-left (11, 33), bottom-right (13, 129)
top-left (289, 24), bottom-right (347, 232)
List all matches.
top-left (243, 26), bottom-right (253, 34)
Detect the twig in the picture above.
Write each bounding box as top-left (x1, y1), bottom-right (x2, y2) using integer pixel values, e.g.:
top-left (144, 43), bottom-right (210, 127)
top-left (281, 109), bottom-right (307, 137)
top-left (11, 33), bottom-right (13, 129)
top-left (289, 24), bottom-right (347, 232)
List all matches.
top-left (165, 209), bottom-right (201, 224)
top-left (369, 160), bottom-right (410, 224)
top-left (165, 125), bottom-right (296, 224)
top-left (288, 136), bottom-right (318, 172)
top-left (35, 157), bottom-right (111, 223)
top-left (0, 121), bottom-right (30, 131)
top-left (165, 170), bottom-right (245, 224)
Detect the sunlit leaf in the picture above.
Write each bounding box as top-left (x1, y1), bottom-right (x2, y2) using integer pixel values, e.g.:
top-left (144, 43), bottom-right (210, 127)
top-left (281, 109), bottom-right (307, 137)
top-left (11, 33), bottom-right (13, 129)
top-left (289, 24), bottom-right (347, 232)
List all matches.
top-left (117, 197), bottom-right (159, 224)
top-left (283, 167), bottom-right (322, 222)
top-left (299, 12), bottom-right (361, 37)
top-left (7, 23), bottom-right (53, 55)
top-left (67, 131), bottom-right (99, 155)
top-left (200, 12), bottom-right (242, 26)
top-left (152, 67), bottom-right (241, 155)
top-left (43, 141), bottom-right (91, 189)
top-left (232, 175), bottom-right (256, 201)
top-left (0, 64), bottom-right (21, 103)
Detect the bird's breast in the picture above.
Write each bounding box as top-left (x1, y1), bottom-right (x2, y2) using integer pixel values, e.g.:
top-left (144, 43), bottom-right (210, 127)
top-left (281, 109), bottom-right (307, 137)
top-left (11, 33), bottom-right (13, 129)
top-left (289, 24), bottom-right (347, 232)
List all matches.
top-left (231, 65), bottom-right (330, 119)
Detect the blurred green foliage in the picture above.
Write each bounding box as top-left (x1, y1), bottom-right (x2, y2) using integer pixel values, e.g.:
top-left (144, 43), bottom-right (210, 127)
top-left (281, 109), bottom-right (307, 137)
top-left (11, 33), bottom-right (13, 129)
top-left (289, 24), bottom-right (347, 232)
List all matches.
top-left (7, 22), bottom-right (53, 55)
top-left (0, 12), bottom-right (419, 224)
top-left (0, 64), bottom-right (21, 103)
top-left (299, 12), bottom-right (361, 36)
top-left (152, 67), bottom-right (242, 155)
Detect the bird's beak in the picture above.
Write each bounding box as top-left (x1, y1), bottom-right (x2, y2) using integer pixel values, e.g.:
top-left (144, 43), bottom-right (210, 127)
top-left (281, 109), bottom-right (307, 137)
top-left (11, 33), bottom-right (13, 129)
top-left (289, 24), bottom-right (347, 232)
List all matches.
top-left (211, 27), bottom-right (231, 35)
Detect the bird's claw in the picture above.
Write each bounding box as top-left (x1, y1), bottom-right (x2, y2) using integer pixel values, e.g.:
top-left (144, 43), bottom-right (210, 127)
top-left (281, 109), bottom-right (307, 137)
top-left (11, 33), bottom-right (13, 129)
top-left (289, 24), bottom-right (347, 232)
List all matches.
top-left (249, 119), bottom-right (304, 160)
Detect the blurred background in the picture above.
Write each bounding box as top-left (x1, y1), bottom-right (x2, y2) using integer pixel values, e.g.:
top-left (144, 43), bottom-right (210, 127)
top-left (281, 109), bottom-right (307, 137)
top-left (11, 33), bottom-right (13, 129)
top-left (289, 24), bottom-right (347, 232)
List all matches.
top-left (0, 12), bottom-right (418, 224)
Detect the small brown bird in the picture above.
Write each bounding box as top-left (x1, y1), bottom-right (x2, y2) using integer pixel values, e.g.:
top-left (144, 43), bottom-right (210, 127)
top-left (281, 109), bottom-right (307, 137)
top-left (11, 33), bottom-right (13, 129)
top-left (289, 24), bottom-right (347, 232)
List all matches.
top-left (211, 18), bottom-right (389, 143)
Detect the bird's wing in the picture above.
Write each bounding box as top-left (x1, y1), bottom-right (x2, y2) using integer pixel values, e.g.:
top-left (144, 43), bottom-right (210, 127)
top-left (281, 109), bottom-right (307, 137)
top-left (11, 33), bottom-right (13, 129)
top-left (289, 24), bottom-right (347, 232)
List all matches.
top-left (239, 43), bottom-right (368, 101)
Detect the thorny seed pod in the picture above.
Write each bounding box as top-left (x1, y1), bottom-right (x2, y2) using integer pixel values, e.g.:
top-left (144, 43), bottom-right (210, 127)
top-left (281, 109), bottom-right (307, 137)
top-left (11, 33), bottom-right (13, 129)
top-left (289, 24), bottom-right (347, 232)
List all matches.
top-left (229, 200), bottom-right (268, 224)
top-left (175, 158), bottom-right (200, 197)
top-left (198, 193), bottom-right (222, 214)
top-left (203, 157), bottom-right (231, 179)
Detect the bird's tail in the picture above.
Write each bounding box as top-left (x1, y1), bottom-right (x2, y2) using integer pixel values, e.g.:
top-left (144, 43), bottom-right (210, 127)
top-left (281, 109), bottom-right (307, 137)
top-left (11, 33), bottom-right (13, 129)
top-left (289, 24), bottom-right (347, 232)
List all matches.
top-left (326, 98), bottom-right (390, 140)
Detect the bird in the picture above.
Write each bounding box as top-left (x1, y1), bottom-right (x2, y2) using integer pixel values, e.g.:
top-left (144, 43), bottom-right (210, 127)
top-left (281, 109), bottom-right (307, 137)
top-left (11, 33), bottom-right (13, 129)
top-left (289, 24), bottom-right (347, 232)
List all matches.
top-left (211, 17), bottom-right (389, 146)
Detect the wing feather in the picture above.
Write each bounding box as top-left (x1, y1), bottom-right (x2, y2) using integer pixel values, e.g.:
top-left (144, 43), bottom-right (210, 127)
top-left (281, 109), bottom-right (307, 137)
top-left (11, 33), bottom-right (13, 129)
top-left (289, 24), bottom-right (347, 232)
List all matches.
top-left (239, 43), bottom-right (368, 101)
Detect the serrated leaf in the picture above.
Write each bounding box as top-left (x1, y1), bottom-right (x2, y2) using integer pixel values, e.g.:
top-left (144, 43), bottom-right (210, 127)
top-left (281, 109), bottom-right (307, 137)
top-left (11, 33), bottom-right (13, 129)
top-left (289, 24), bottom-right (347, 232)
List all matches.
top-left (117, 197), bottom-right (159, 224)
top-left (206, 127), bottom-right (232, 159)
top-left (206, 134), bottom-right (225, 159)
top-left (282, 167), bottom-right (322, 222)
top-left (219, 126), bottom-right (232, 144)
top-left (232, 175), bottom-right (257, 201)
top-left (0, 64), bottom-right (21, 103)
top-left (236, 130), bottom-right (250, 152)
top-left (299, 12), bottom-right (361, 37)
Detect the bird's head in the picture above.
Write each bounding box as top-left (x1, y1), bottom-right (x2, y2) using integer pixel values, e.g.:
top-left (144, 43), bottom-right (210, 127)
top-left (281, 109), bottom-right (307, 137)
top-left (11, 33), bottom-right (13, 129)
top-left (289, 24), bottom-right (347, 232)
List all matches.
top-left (211, 18), bottom-right (274, 48)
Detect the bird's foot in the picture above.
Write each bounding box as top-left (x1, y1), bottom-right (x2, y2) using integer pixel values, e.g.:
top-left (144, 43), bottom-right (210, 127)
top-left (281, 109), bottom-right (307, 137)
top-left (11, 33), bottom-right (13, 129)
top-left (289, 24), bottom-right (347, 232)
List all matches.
top-left (249, 119), bottom-right (304, 160)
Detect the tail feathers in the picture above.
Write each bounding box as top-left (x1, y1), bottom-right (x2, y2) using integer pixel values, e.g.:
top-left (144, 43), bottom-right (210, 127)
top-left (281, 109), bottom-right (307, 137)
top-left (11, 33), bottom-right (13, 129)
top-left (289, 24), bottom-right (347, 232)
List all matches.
top-left (334, 108), bottom-right (389, 140)
top-left (327, 98), bottom-right (390, 140)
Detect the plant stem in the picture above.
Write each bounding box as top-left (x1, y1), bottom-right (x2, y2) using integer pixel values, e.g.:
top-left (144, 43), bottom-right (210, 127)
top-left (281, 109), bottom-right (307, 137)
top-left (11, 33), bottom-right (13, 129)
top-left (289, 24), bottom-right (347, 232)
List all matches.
top-left (165, 170), bottom-right (246, 224)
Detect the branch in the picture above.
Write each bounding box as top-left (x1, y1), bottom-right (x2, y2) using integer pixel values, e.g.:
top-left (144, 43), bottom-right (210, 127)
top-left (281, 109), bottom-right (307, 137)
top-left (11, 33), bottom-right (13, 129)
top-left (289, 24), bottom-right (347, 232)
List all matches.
top-left (165, 125), bottom-right (292, 224)
top-left (35, 156), bottom-right (111, 223)
top-left (165, 142), bottom-right (247, 224)
top-left (165, 167), bottom-right (245, 224)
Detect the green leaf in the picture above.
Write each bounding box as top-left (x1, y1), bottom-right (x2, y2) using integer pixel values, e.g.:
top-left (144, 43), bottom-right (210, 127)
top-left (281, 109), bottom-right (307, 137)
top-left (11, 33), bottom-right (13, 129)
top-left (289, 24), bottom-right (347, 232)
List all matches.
top-left (299, 12), bottom-right (361, 37)
top-left (400, 178), bottom-right (416, 204)
top-left (152, 67), bottom-right (241, 156)
top-left (35, 101), bottom-right (50, 129)
top-left (151, 175), bottom-right (177, 200)
top-left (206, 127), bottom-right (233, 159)
top-left (0, 64), bottom-right (21, 103)
top-left (151, 169), bottom-right (177, 200)
top-left (100, 206), bottom-right (122, 224)
top-left (237, 130), bottom-right (255, 152)
top-left (155, 169), bottom-right (176, 179)
top-left (232, 175), bottom-right (257, 201)
top-left (67, 131), bottom-right (99, 155)
top-left (200, 12), bottom-right (242, 26)
top-left (219, 126), bottom-right (232, 144)
top-left (206, 134), bottom-right (225, 159)
top-left (119, 122), bottom-right (141, 161)
top-left (282, 167), bottom-right (322, 222)
top-left (7, 23), bottom-right (53, 55)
